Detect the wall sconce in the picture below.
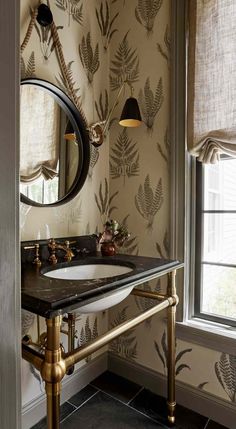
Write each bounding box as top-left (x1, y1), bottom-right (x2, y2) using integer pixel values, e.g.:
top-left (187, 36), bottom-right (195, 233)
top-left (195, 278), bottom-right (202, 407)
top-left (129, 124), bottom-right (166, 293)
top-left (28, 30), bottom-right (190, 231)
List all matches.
top-left (89, 81), bottom-right (142, 147)
top-left (34, 4), bottom-right (142, 148)
top-left (64, 121), bottom-right (76, 141)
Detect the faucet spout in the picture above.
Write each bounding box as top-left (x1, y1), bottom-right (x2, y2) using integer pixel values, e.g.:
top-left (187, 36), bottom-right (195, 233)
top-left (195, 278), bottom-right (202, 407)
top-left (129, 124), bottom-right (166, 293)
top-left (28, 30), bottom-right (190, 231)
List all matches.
top-left (48, 239), bottom-right (74, 263)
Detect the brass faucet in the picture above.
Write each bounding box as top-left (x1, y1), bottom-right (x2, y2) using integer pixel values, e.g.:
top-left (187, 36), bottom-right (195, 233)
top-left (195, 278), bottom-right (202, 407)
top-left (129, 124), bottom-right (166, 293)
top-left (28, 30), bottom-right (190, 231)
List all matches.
top-left (24, 243), bottom-right (42, 266)
top-left (48, 239), bottom-right (75, 264)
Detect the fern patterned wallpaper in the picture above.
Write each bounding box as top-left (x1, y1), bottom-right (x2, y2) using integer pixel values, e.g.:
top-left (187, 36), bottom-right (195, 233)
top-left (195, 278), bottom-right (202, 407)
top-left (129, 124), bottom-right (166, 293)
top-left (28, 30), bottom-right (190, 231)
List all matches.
top-left (20, 0), bottom-right (236, 416)
top-left (108, 0), bottom-right (236, 407)
top-left (20, 0), bottom-right (110, 410)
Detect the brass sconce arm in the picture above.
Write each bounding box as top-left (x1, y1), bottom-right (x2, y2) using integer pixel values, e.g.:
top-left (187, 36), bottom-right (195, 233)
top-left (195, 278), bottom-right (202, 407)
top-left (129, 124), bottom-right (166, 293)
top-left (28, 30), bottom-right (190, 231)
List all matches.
top-left (88, 80), bottom-right (142, 147)
top-left (102, 80), bottom-right (128, 137)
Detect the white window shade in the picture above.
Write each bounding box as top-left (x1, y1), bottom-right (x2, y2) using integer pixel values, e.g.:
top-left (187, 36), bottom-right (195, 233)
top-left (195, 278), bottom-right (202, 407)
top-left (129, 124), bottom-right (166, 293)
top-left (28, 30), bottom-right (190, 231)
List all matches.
top-left (20, 85), bottom-right (60, 182)
top-left (188, 0), bottom-right (236, 163)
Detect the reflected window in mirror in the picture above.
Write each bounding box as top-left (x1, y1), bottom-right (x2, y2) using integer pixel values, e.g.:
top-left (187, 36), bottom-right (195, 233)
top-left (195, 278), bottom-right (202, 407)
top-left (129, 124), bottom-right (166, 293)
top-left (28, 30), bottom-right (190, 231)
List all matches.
top-left (20, 176), bottom-right (59, 205)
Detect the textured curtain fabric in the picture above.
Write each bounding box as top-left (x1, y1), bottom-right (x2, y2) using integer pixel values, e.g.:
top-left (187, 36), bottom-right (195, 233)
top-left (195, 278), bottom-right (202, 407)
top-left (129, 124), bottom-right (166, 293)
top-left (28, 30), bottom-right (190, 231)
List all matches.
top-left (20, 85), bottom-right (60, 182)
top-left (188, 0), bottom-right (236, 163)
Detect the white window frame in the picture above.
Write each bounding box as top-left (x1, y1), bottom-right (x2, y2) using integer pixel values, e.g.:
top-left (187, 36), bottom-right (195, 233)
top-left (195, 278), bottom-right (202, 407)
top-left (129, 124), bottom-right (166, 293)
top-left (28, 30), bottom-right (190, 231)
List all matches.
top-left (171, 0), bottom-right (236, 354)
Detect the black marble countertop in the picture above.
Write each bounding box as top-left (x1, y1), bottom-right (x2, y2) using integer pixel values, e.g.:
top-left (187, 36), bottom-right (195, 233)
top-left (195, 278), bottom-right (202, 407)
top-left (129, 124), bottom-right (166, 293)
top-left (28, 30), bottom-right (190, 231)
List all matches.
top-left (21, 253), bottom-right (183, 319)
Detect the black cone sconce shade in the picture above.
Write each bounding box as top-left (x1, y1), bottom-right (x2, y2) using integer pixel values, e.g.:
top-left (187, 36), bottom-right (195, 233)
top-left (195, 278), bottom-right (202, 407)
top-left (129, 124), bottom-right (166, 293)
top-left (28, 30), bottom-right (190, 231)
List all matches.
top-left (119, 97), bottom-right (142, 127)
top-left (36, 4), bottom-right (53, 27)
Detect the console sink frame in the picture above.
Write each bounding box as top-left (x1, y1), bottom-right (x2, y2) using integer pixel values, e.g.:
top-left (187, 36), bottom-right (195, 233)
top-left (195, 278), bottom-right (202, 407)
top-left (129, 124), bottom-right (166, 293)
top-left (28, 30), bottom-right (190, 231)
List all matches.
top-left (22, 263), bottom-right (183, 429)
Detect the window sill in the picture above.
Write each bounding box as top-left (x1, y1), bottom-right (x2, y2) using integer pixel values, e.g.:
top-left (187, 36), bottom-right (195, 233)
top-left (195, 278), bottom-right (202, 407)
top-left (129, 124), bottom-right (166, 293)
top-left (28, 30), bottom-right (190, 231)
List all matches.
top-left (176, 318), bottom-right (236, 354)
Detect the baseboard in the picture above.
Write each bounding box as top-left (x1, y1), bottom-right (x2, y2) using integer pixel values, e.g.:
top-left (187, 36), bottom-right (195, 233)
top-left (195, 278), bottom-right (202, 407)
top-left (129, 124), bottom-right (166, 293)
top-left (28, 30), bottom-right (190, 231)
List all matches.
top-left (22, 353), bottom-right (107, 429)
top-left (22, 351), bottom-right (236, 429)
top-left (108, 352), bottom-right (236, 429)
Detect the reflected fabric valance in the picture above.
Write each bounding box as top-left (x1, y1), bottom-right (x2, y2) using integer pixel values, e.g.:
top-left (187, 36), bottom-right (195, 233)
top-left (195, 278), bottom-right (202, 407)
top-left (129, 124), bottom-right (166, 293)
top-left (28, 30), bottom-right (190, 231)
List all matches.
top-left (20, 85), bottom-right (60, 182)
top-left (187, 0), bottom-right (236, 163)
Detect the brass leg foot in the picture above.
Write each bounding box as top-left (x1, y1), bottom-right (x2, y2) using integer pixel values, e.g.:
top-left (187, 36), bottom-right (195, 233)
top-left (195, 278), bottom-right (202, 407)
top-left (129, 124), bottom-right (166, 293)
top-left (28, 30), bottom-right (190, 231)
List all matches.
top-left (167, 271), bottom-right (177, 426)
top-left (167, 400), bottom-right (176, 424)
top-left (41, 317), bottom-right (66, 429)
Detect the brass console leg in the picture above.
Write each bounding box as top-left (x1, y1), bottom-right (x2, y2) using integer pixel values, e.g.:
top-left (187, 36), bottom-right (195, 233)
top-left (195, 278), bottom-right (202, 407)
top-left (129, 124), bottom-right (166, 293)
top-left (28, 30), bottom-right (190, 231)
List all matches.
top-left (41, 316), bottom-right (66, 429)
top-left (167, 270), bottom-right (177, 424)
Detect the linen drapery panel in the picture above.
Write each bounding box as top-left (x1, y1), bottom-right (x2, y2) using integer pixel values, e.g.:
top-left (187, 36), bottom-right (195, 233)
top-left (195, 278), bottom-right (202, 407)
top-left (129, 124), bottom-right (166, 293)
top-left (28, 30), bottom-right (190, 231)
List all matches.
top-left (188, 0), bottom-right (236, 163)
top-left (20, 85), bottom-right (60, 182)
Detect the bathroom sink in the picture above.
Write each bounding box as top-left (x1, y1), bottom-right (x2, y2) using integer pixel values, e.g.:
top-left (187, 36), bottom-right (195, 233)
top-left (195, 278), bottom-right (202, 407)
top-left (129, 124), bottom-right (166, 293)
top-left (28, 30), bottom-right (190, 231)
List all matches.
top-left (44, 263), bottom-right (133, 280)
top-left (43, 263), bottom-right (134, 313)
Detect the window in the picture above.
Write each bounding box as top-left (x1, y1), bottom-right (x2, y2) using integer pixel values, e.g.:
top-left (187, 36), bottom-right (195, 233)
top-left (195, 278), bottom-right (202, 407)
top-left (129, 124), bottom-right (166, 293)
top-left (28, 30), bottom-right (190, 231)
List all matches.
top-left (172, 1), bottom-right (236, 351)
top-left (195, 158), bottom-right (236, 327)
top-left (20, 175), bottom-right (59, 205)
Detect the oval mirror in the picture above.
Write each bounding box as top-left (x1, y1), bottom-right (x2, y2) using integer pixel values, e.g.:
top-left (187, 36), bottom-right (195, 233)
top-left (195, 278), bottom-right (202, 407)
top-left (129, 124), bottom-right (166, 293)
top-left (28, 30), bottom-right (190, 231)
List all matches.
top-left (20, 79), bottom-right (90, 206)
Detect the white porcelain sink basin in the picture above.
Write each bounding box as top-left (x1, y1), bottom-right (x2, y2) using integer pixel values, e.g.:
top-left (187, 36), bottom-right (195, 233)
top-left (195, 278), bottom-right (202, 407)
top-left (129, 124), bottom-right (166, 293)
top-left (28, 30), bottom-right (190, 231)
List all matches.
top-left (43, 263), bottom-right (134, 313)
top-left (44, 264), bottom-right (133, 280)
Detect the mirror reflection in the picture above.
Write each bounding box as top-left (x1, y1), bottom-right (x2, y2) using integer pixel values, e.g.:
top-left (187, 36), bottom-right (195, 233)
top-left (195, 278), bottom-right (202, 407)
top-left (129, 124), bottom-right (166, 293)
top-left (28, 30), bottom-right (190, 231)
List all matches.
top-left (20, 84), bottom-right (79, 205)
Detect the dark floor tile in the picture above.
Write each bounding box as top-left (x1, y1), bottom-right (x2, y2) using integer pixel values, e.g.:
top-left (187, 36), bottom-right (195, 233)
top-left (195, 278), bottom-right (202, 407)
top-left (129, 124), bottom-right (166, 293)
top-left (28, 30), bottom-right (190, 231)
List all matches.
top-left (91, 370), bottom-right (141, 404)
top-left (31, 401), bottom-right (75, 429)
top-left (207, 421), bottom-right (229, 429)
top-left (59, 402), bottom-right (77, 422)
top-left (61, 391), bottom-right (166, 428)
top-left (129, 388), bottom-right (208, 429)
top-left (68, 384), bottom-right (98, 408)
top-left (31, 419), bottom-right (46, 429)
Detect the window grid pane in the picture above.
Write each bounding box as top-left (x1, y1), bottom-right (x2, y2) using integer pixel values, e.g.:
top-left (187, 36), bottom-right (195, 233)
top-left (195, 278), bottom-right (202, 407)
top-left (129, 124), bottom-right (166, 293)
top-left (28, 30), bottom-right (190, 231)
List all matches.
top-left (196, 158), bottom-right (236, 325)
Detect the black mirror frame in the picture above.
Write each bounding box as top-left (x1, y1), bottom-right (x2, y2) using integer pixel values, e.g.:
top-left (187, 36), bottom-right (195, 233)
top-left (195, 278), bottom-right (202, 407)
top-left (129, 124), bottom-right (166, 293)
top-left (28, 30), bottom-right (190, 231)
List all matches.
top-left (20, 78), bottom-right (90, 207)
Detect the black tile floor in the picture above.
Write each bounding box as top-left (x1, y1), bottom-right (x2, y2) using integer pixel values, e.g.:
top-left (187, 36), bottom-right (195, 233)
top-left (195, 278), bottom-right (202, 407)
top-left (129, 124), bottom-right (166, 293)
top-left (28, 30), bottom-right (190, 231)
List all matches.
top-left (31, 371), bottom-right (229, 429)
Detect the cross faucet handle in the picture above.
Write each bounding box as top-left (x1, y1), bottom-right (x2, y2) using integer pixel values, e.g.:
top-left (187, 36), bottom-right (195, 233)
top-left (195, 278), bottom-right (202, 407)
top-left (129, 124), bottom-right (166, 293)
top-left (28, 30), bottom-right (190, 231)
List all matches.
top-left (24, 243), bottom-right (41, 266)
top-left (48, 238), bottom-right (57, 264)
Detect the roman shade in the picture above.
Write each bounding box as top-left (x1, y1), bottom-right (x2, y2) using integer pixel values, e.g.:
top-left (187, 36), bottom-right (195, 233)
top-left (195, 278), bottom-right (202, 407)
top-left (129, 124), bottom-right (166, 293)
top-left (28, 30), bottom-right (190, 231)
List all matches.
top-left (188, 0), bottom-right (236, 163)
top-left (20, 85), bottom-right (60, 182)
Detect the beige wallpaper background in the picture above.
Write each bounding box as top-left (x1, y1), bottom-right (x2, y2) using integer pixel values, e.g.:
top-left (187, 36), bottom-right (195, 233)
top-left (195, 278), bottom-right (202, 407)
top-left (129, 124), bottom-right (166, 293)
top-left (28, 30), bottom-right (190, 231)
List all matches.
top-left (20, 0), bottom-right (236, 417)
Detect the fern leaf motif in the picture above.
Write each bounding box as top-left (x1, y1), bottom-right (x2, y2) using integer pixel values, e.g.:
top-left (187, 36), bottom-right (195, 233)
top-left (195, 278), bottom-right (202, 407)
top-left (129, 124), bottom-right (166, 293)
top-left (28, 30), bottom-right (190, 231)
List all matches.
top-left (118, 214), bottom-right (139, 255)
top-left (79, 32), bottom-right (100, 84)
top-left (110, 306), bottom-right (137, 361)
top-left (55, 60), bottom-right (87, 125)
top-left (112, 0), bottom-right (126, 4)
top-left (88, 145), bottom-right (99, 179)
top-left (35, 20), bottom-right (63, 60)
top-left (157, 127), bottom-right (170, 164)
top-left (56, 0), bottom-right (83, 26)
top-left (110, 32), bottom-right (139, 91)
top-left (135, 174), bottom-right (163, 229)
top-left (21, 310), bottom-right (35, 336)
top-left (96, 1), bottom-right (118, 50)
top-left (155, 330), bottom-right (192, 376)
top-left (85, 316), bottom-right (91, 342)
top-left (157, 25), bottom-right (171, 68)
top-left (215, 353), bottom-right (236, 402)
top-left (79, 326), bottom-right (86, 346)
top-left (156, 229), bottom-right (169, 259)
top-left (176, 364), bottom-right (191, 376)
top-left (21, 52), bottom-right (36, 79)
top-left (92, 317), bottom-right (98, 339)
top-left (198, 382), bottom-right (209, 390)
top-left (139, 77), bottom-right (164, 131)
top-left (135, 280), bottom-right (160, 326)
top-left (94, 178), bottom-right (118, 223)
top-left (135, 0), bottom-right (163, 34)
top-left (29, 364), bottom-right (44, 392)
top-left (110, 129), bottom-right (139, 184)
top-left (95, 90), bottom-right (109, 122)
